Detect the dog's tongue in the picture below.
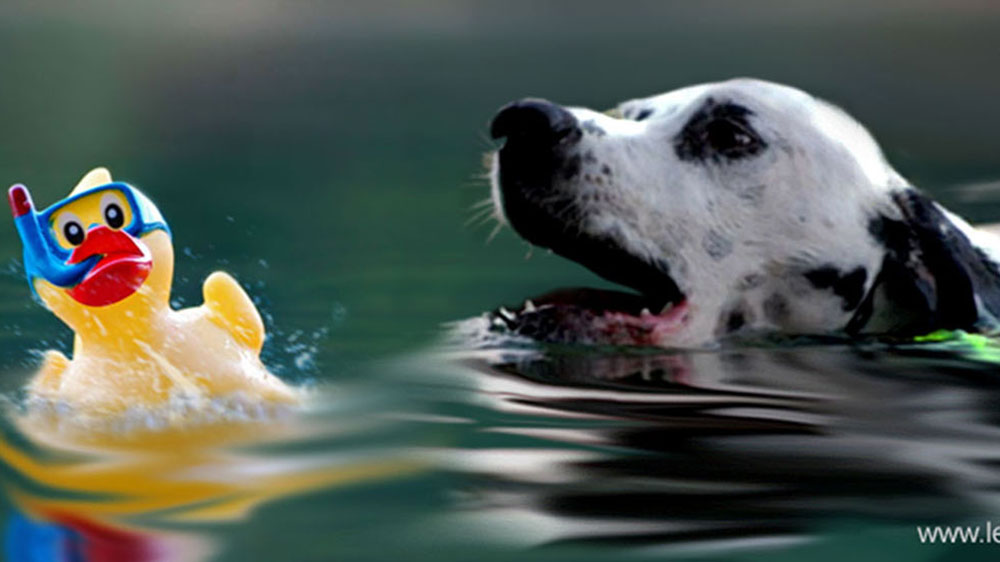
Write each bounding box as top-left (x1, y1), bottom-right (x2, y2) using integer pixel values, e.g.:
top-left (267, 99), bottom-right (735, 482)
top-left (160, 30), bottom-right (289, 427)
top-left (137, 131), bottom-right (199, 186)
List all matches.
top-left (494, 288), bottom-right (688, 346)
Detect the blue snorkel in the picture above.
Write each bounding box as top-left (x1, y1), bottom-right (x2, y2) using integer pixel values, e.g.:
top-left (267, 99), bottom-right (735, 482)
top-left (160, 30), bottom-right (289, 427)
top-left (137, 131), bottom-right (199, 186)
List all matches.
top-left (8, 185), bottom-right (93, 288)
top-left (7, 182), bottom-right (170, 290)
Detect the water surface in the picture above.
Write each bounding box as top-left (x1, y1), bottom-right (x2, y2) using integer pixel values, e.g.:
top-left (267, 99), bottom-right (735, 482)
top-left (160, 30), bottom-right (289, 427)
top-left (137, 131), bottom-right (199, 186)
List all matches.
top-left (2, 2), bottom-right (1000, 560)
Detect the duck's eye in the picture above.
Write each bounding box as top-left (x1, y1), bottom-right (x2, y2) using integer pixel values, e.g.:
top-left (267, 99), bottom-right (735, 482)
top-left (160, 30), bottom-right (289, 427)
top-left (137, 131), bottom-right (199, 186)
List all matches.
top-left (64, 221), bottom-right (85, 246)
top-left (104, 202), bottom-right (125, 229)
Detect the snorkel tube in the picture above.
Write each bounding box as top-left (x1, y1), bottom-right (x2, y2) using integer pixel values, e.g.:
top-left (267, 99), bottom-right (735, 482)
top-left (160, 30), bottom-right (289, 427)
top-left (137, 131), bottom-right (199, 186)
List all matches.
top-left (7, 184), bottom-right (94, 288)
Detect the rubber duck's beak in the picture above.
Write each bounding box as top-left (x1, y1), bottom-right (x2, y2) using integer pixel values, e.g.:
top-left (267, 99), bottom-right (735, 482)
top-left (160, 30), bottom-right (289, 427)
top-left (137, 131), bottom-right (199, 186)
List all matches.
top-left (65, 225), bottom-right (152, 307)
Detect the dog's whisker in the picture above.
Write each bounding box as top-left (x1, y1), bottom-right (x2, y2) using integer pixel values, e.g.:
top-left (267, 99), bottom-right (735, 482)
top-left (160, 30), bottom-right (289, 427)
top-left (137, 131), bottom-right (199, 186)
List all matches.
top-left (481, 151), bottom-right (497, 171)
top-left (485, 222), bottom-right (504, 244)
top-left (466, 199), bottom-right (496, 216)
top-left (465, 207), bottom-right (495, 227)
top-left (460, 175), bottom-right (492, 190)
top-left (475, 130), bottom-right (499, 151)
top-left (470, 198), bottom-right (495, 209)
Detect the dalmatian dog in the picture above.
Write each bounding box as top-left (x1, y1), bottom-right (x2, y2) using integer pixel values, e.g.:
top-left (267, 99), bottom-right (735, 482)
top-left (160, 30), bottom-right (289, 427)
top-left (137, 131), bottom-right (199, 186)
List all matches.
top-left (486, 78), bottom-right (1000, 347)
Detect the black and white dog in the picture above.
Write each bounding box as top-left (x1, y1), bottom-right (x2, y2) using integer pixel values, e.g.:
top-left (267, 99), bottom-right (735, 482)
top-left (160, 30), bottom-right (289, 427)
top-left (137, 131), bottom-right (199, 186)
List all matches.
top-left (487, 78), bottom-right (1000, 347)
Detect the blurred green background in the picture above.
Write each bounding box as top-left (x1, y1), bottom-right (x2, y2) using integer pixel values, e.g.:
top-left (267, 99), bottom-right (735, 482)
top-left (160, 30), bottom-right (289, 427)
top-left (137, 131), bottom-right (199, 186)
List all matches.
top-left (3, 0), bottom-right (1000, 370)
top-left (2, 2), bottom-right (1000, 560)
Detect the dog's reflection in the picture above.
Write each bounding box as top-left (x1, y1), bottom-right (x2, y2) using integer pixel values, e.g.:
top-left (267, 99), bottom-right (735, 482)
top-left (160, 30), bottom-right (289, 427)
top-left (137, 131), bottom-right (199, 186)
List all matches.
top-left (440, 340), bottom-right (1000, 548)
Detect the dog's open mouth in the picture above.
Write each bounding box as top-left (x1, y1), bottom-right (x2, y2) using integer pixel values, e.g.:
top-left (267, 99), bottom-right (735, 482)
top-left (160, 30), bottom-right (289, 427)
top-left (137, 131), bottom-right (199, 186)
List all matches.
top-left (488, 243), bottom-right (690, 345)
top-left (488, 98), bottom-right (689, 346)
top-left (492, 287), bottom-right (688, 346)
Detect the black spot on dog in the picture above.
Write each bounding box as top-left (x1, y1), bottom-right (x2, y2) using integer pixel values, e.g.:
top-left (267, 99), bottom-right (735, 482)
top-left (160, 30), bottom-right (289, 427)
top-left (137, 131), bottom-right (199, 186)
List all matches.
top-left (726, 310), bottom-right (746, 331)
top-left (739, 274), bottom-right (764, 290)
top-left (716, 301), bottom-right (755, 336)
top-left (583, 150), bottom-right (598, 164)
top-left (634, 108), bottom-right (653, 121)
top-left (763, 293), bottom-right (789, 323)
top-left (561, 154), bottom-right (582, 180)
top-left (675, 98), bottom-right (767, 163)
top-left (803, 266), bottom-right (867, 311)
top-left (601, 164), bottom-right (612, 176)
top-left (702, 230), bottom-right (733, 261)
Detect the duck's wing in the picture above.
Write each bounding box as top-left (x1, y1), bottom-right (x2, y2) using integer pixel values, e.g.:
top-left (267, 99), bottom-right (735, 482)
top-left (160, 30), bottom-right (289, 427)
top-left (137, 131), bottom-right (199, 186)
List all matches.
top-left (30, 349), bottom-right (70, 394)
top-left (202, 271), bottom-right (265, 353)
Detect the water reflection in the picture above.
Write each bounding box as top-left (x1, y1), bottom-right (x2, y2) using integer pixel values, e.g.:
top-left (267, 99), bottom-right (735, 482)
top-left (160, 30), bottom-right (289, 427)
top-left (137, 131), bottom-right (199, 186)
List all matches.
top-left (0, 390), bottom-right (413, 561)
top-left (430, 332), bottom-right (1000, 550)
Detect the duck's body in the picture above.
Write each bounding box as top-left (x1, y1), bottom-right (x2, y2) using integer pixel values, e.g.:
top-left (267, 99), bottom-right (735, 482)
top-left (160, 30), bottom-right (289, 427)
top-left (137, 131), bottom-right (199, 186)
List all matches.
top-left (30, 254), bottom-right (297, 415)
top-left (9, 169), bottom-right (297, 417)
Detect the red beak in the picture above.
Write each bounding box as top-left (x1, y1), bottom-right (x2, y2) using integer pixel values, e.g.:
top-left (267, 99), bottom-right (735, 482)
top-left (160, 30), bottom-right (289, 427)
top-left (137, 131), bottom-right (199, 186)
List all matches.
top-left (67, 226), bottom-right (144, 265)
top-left (65, 226), bottom-right (153, 307)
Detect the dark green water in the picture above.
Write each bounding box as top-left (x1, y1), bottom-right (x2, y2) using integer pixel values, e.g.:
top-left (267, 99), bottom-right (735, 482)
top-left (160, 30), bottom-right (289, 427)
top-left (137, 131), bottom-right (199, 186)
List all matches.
top-left (2, 2), bottom-right (1000, 560)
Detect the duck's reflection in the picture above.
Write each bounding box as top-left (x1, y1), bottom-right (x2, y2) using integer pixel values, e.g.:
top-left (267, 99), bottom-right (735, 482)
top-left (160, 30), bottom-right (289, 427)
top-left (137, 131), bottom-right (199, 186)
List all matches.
top-left (1, 399), bottom-right (413, 561)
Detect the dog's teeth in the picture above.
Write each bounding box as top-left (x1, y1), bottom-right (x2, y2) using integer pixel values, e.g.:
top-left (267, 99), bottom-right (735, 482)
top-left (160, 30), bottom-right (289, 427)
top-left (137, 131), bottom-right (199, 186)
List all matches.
top-left (640, 308), bottom-right (652, 317)
top-left (523, 300), bottom-right (536, 312)
top-left (660, 302), bottom-right (675, 314)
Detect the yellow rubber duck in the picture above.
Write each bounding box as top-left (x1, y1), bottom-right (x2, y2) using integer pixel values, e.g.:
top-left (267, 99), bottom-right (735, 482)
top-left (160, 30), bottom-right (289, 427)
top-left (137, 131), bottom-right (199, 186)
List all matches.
top-left (7, 168), bottom-right (298, 418)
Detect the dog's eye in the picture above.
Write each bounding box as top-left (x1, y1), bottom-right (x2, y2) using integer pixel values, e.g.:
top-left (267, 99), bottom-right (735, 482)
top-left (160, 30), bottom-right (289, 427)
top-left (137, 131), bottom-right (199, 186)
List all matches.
top-left (674, 99), bottom-right (767, 162)
top-left (705, 118), bottom-right (762, 157)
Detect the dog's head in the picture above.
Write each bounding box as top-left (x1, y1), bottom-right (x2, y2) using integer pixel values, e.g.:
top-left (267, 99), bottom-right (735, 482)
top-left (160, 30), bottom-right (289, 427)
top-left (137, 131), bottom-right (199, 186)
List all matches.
top-left (488, 78), bottom-right (1000, 345)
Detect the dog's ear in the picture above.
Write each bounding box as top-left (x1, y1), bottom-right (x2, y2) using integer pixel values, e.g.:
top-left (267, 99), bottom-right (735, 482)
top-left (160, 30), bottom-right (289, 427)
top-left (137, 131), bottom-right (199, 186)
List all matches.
top-left (847, 189), bottom-right (1000, 335)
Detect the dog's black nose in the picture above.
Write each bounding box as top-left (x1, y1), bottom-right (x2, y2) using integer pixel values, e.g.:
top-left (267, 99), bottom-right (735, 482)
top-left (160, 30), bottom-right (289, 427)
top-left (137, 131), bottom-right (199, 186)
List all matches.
top-left (491, 99), bottom-right (578, 143)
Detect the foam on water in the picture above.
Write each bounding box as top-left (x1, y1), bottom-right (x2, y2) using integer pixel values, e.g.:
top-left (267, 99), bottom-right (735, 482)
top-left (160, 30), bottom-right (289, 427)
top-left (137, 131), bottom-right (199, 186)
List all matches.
top-left (18, 388), bottom-right (302, 436)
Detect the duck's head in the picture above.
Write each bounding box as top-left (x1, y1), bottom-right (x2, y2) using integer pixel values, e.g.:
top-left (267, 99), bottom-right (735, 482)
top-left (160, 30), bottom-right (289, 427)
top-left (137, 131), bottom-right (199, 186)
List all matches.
top-left (8, 168), bottom-right (173, 332)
